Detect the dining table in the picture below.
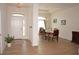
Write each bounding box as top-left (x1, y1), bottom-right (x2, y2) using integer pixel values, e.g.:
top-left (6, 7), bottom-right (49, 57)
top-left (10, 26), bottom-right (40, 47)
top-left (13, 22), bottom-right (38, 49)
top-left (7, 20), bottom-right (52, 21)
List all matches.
top-left (45, 31), bottom-right (54, 40)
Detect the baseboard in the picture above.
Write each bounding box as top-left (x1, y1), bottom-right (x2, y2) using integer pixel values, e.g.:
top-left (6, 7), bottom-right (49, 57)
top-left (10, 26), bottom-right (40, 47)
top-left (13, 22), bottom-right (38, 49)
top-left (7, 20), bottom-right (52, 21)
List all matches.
top-left (15, 39), bottom-right (28, 40)
top-left (32, 42), bottom-right (39, 47)
top-left (59, 37), bottom-right (72, 41)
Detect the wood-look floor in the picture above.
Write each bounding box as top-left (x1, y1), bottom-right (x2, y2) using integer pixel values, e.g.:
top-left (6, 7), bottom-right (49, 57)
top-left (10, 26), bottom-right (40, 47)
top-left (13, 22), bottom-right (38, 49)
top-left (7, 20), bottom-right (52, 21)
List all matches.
top-left (2, 36), bottom-right (79, 55)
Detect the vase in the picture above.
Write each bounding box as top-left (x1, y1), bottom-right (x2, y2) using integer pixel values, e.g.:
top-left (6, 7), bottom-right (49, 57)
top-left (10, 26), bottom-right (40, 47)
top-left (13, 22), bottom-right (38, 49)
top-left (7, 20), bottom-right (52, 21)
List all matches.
top-left (7, 43), bottom-right (11, 47)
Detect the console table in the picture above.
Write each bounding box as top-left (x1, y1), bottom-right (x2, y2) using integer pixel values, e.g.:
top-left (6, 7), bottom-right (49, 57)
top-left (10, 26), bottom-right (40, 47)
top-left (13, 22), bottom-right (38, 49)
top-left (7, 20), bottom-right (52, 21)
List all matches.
top-left (72, 31), bottom-right (79, 44)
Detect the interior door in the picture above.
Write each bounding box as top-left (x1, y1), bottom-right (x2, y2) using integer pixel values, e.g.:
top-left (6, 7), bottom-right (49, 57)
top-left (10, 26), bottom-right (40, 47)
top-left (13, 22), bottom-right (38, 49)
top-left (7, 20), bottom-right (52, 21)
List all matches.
top-left (11, 16), bottom-right (23, 39)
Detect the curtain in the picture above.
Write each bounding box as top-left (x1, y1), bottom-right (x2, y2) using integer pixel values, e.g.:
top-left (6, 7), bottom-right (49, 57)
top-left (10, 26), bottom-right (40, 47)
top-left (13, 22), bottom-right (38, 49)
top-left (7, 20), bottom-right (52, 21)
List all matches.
top-left (44, 20), bottom-right (47, 30)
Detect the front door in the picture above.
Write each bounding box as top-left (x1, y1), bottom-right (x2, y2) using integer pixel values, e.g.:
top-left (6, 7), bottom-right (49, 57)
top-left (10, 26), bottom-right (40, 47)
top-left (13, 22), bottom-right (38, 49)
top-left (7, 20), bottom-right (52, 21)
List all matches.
top-left (11, 16), bottom-right (24, 39)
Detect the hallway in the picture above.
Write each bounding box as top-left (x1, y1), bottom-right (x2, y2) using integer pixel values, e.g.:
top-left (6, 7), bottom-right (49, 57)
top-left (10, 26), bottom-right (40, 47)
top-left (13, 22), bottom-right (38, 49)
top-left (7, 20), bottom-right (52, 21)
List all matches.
top-left (3, 37), bottom-right (79, 55)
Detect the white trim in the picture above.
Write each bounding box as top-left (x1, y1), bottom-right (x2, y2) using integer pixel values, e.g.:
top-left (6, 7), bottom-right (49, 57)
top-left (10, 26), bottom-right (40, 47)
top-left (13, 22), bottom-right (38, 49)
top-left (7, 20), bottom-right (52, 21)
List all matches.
top-left (38, 16), bottom-right (46, 20)
top-left (12, 13), bottom-right (24, 17)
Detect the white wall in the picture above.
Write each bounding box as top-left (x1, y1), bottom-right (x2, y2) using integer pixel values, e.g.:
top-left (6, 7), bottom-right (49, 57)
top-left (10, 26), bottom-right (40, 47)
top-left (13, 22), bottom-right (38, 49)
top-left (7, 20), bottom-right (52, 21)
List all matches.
top-left (52, 5), bottom-right (79, 40)
top-left (0, 3), bottom-right (7, 54)
top-left (26, 6), bottom-right (33, 42)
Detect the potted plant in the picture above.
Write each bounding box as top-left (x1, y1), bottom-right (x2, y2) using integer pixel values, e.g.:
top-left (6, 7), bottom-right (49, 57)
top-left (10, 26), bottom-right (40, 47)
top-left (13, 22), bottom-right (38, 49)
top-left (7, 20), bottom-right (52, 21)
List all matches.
top-left (5, 34), bottom-right (14, 47)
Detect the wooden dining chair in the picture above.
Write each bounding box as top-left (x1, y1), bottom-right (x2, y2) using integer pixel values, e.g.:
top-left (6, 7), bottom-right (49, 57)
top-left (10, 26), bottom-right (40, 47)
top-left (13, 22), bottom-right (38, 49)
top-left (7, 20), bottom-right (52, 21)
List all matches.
top-left (48, 28), bottom-right (59, 42)
top-left (53, 29), bottom-right (59, 42)
top-left (45, 32), bottom-right (50, 40)
top-left (48, 32), bottom-right (53, 41)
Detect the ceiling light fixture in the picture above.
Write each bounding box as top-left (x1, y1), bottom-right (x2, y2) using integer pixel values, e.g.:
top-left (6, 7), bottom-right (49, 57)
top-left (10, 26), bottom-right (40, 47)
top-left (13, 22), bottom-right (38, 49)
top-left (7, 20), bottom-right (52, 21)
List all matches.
top-left (16, 3), bottom-right (24, 8)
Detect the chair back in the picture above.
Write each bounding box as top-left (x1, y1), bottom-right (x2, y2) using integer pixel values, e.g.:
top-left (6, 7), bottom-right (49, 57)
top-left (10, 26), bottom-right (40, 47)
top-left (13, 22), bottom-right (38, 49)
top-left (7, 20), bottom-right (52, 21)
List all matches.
top-left (39, 27), bottom-right (45, 34)
top-left (53, 29), bottom-right (59, 36)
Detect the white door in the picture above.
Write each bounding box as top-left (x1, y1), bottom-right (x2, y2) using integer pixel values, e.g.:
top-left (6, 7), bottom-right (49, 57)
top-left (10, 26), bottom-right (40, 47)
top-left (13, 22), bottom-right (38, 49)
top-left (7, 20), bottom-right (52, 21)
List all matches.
top-left (11, 16), bottom-right (24, 39)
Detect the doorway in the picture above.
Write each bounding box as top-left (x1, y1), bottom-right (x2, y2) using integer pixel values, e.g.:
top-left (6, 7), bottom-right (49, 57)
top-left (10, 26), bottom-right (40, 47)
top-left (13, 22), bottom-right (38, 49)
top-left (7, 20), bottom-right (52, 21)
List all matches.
top-left (11, 14), bottom-right (25, 39)
top-left (38, 16), bottom-right (46, 31)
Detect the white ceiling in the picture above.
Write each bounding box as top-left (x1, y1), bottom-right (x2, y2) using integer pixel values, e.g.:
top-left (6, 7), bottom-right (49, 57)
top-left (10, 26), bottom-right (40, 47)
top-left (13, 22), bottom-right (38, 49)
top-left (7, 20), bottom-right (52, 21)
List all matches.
top-left (7, 3), bottom-right (79, 14)
top-left (7, 3), bottom-right (33, 7)
top-left (39, 3), bottom-right (79, 14)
